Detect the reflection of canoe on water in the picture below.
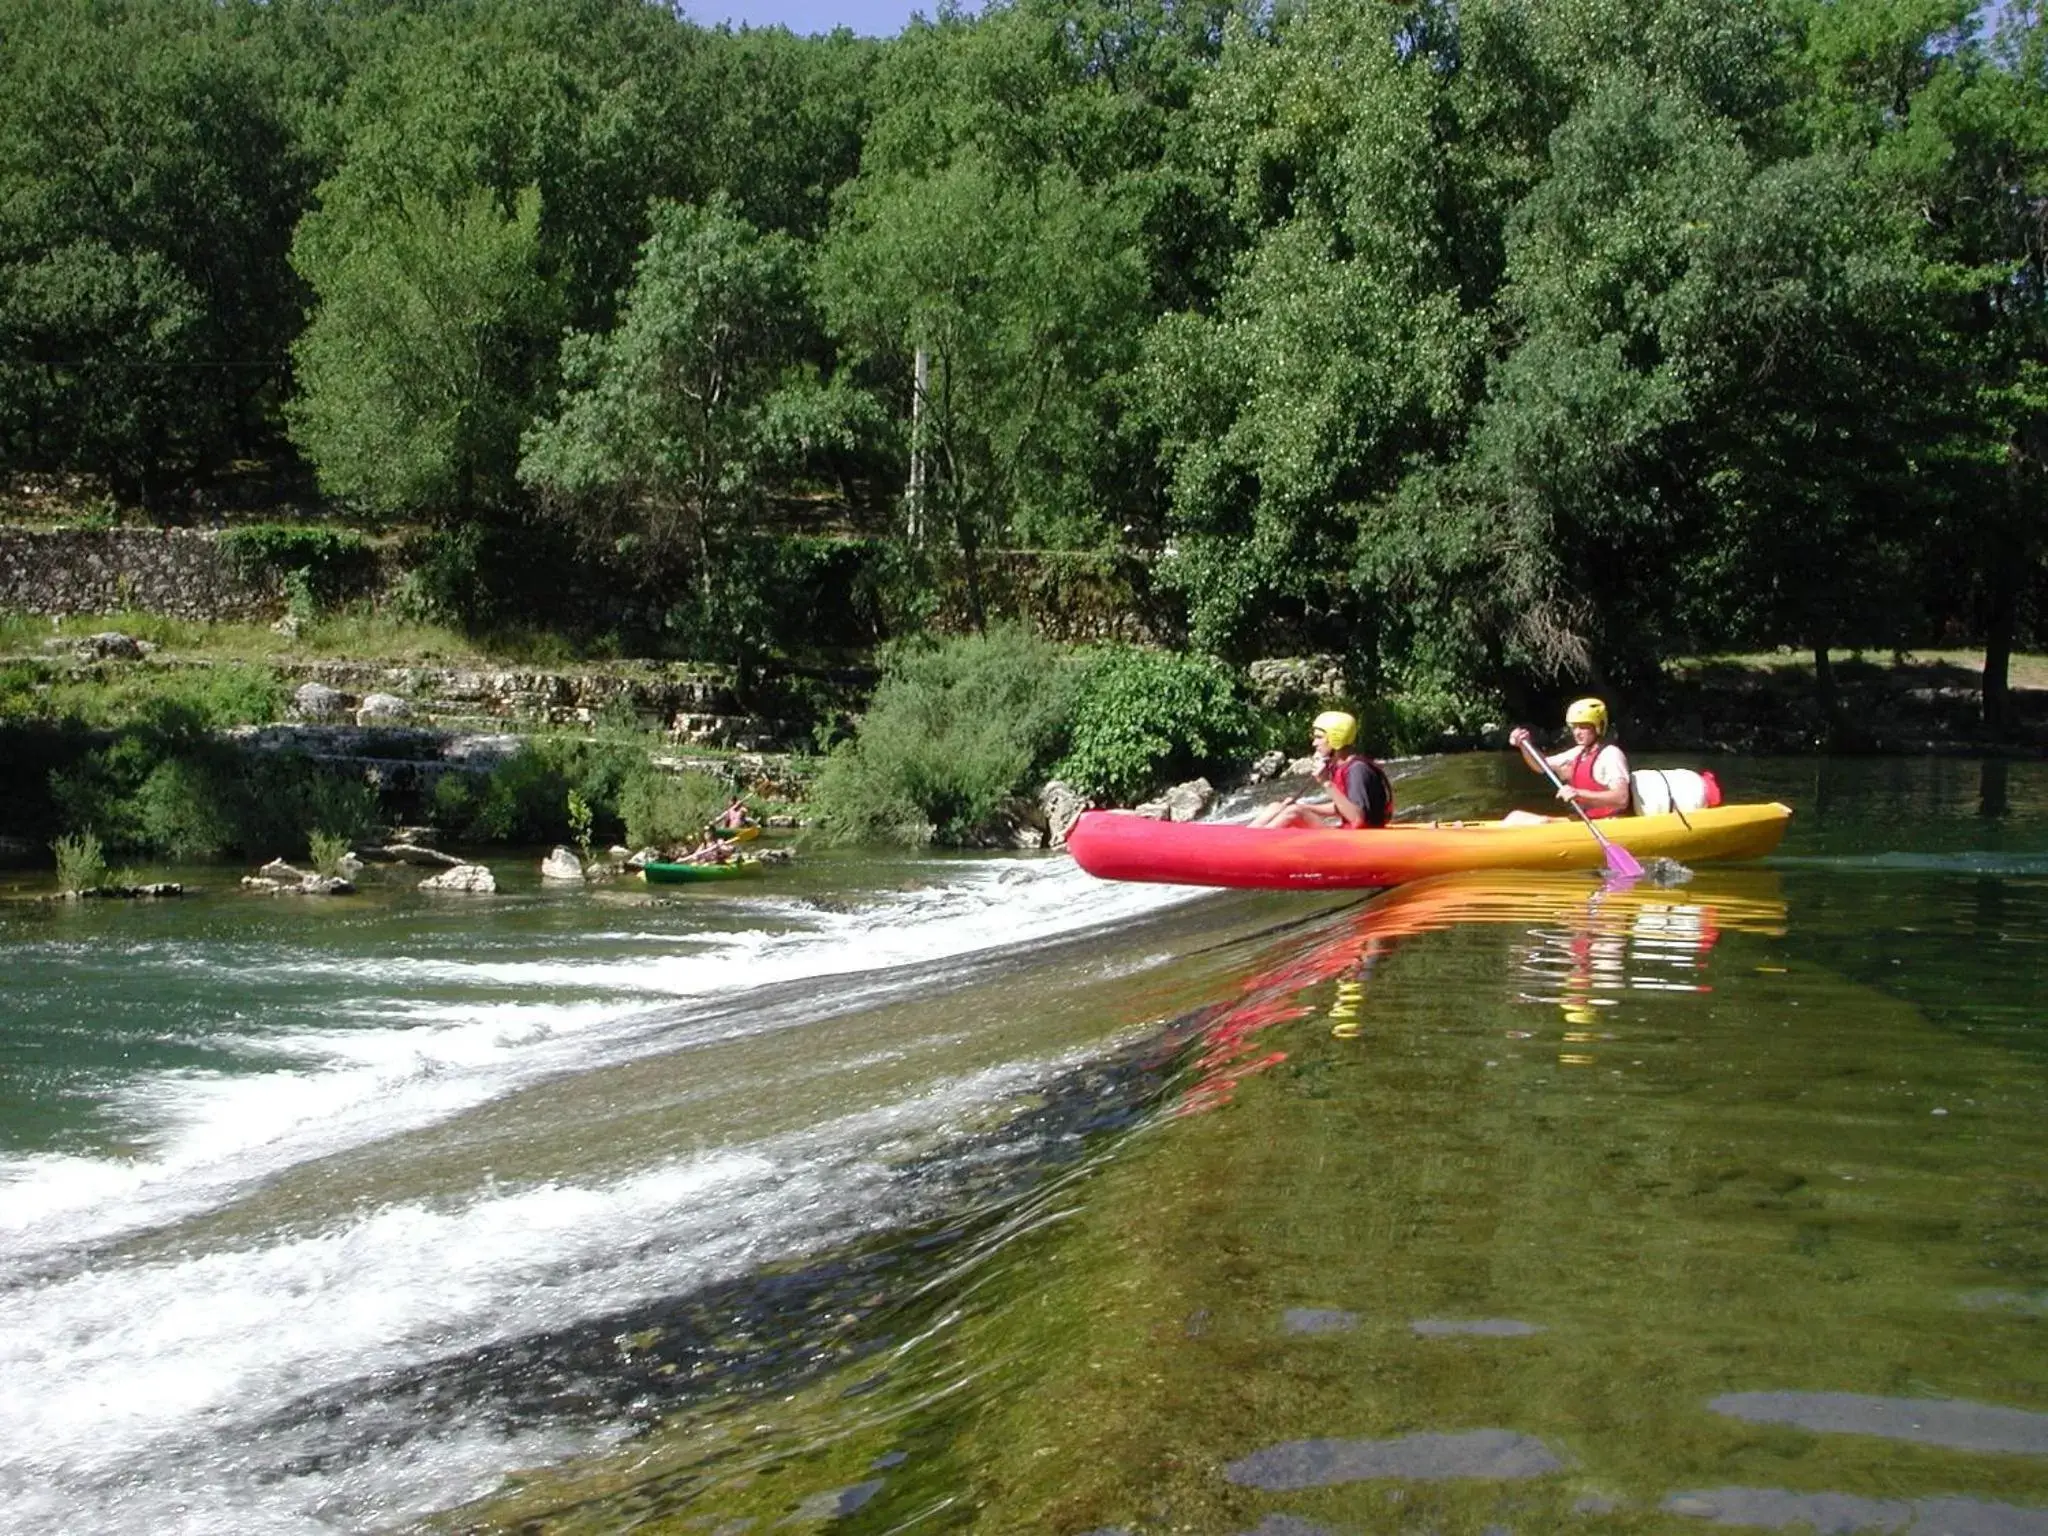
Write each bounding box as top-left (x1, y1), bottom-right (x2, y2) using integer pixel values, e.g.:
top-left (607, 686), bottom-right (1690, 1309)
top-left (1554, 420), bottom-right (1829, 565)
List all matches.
top-left (1066, 802), bottom-right (1793, 891)
top-left (1175, 868), bottom-right (1788, 1114)
top-left (642, 859), bottom-right (764, 885)
top-left (1235, 868), bottom-right (1789, 998)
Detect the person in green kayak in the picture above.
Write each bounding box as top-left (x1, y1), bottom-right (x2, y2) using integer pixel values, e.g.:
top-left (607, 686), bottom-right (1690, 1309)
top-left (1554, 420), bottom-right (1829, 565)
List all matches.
top-left (1507, 697), bottom-right (1632, 821)
top-left (1251, 710), bottom-right (1393, 830)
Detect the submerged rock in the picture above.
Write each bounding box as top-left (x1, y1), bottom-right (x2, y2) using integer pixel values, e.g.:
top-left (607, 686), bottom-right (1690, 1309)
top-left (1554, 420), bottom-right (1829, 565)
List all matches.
top-left (1708, 1392), bottom-right (2048, 1455)
top-left (1281, 1308), bottom-right (1359, 1335)
top-left (1224, 1429), bottom-right (1565, 1490)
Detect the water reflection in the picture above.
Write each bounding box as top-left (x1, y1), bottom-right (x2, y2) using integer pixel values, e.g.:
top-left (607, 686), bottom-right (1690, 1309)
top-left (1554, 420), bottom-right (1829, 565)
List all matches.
top-left (1982, 754), bottom-right (2010, 818)
top-left (1180, 871), bottom-right (1788, 1110)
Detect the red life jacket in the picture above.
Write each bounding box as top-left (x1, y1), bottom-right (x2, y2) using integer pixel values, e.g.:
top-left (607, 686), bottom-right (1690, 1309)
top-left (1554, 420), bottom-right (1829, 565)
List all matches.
top-left (1569, 744), bottom-right (1623, 819)
top-left (1326, 751), bottom-right (1394, 829)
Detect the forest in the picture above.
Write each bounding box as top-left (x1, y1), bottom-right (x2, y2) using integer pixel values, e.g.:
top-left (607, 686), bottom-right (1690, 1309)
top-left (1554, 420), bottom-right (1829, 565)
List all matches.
top-left (2, 0), bottom-right (2045, 726)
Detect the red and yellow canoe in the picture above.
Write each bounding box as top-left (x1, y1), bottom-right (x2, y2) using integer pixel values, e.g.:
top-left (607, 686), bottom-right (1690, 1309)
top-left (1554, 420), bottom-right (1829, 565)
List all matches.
top-left (1064, 802), bottom-right (1793, 891)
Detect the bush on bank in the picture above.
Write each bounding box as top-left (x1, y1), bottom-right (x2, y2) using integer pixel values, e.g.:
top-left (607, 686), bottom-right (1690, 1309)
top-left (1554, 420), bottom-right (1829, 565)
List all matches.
top-left (807, 627), bottom-right (1084, 845)
top-left (430, 735), bottom-right (728, 850)
top-left (1052, 647), bottom-right (1256, 806)
top-left (810, 633), bottom-right (1280, 846)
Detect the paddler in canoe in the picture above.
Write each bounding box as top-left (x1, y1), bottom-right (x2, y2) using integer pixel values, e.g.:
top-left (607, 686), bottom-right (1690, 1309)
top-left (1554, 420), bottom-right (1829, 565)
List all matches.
top-left (1249, 710), bottom-right (1394, 830)
top-left (1504, 697), bottom-right (1631, 825)
top-left (706, 797), bottom-right (759, 840)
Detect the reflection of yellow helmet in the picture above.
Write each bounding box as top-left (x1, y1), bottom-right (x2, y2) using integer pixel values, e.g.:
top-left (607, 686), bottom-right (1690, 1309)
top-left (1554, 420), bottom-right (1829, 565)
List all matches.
top-left (1565, 697), bottom-right (1608, 733)
top-left (1563, 1006), bottom-right (1598, 1026)
top-left (1313, 710), bottom-right (1358, 751)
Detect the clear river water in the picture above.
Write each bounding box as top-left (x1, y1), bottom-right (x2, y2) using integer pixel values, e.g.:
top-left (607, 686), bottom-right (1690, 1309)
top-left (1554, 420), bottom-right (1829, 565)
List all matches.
top-left (1, 753), bottom-right (2045, 1536)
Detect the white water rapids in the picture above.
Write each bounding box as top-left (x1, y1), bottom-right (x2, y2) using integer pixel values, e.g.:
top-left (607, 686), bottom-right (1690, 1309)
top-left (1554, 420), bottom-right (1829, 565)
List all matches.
top-left (0, 853), bottom-right (1209, 1536)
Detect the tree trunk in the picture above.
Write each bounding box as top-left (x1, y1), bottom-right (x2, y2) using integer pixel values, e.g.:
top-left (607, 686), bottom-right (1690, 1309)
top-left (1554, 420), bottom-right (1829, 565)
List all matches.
top-left (1813, 642), bottom-right (1836, 734)
top-left (1982, 462), bottom-right (2021, 736)
top-left (1983, 576), bottom-right (2014, 738)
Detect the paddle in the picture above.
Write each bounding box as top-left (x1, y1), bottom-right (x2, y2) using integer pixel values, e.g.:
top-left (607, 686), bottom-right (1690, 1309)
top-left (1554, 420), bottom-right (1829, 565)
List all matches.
top-left (1518, 739), bottom-right (1644, 880)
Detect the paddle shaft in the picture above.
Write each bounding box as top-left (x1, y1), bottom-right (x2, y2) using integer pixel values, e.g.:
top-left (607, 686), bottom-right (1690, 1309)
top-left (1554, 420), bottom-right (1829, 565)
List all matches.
top-left (1519, 738), bottom-right (1643, 878)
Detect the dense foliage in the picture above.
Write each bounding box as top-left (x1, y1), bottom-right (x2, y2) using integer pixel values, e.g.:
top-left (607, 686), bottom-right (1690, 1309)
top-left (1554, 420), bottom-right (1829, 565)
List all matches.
top-left (808, 627), bottom-right (1081, 842)
top-left (3, 0), bottom-right (2046, 716)
top-left (1053, 647), bottom-right (1255, 805)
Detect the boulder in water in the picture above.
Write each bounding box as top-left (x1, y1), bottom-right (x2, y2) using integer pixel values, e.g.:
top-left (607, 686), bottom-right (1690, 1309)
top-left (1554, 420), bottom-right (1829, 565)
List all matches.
top-left (420, 863), bottom-right (496, 894)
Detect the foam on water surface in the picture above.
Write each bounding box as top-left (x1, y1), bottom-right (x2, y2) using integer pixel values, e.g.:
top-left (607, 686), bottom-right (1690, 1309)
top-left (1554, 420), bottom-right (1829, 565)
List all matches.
top-left (0, 855), bottom-right (1201, 1269)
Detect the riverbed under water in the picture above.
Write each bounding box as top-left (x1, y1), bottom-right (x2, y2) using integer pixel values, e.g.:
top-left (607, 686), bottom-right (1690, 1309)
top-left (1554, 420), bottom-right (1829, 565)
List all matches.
top-left (2, 754), bottom-right (2045, 1535)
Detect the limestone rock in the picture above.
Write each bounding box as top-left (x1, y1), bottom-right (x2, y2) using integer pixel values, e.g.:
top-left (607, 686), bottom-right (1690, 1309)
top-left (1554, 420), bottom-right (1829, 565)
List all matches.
top-left (1246, 749), bottom-right (1289, 785)
top-left (541, 846), bottom-right (585, 882)
top-left (420, 863), bottom-right (496, 893)
top-left (242, 867), bottom-right (351, 895)
top-left (78, 631), bottom-right (152, 661)
top-left (1245, 654), bottom-right (1345, 710)
top-left (1133, 778), bottom-right (1214, 823)
top-left (293, 682), bottom-right (351, 722)
top-left (356, 691), bottom-right (412, 724)
top-left (1038, 779), bottom-right (1091, 846)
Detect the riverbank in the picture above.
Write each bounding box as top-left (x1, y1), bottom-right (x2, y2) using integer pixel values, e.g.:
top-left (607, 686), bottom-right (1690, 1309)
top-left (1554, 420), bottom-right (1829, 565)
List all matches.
top-left (1638, 650), bottom-right (2048, 756)
top-left (6, 613), bottom-right (2045, 876)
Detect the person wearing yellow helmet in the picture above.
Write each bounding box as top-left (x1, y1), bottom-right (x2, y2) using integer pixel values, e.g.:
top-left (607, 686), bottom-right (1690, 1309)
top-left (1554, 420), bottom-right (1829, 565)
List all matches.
top-left (1250, 709), bottom-right (1393, 830)
top-left (1507, 697), bottom-right (1631, 819)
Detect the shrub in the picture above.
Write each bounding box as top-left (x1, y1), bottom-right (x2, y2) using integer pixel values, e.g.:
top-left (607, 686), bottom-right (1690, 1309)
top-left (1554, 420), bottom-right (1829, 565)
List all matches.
top-left (219, 525), bottom-right (378, 613)
top-left (52, 830), bottom-right (108, 893)
top-left (432, 735), bottom-right (650, 844)
top-left (307, 829), bottom-right (354, 877)
top-left (1052, 648), bottom-right (1256, 806)
top-left (39, 664), bottom-right (284, 733)
top-left (808, 627), bottom-right (1081, 845)
top-left (618, 767), bottom-right (726, 849)
top-left (51, 735), bottom-right (378, 859)
top-left (1357, 683), bottom-right (1503, 755)
top-left (0, 662), bottom-right (47, 720)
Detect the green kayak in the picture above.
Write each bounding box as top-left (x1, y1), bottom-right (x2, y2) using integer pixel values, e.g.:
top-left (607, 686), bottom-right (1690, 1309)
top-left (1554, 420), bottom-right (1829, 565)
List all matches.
top-left (642, 858), bottom-right (763, 885)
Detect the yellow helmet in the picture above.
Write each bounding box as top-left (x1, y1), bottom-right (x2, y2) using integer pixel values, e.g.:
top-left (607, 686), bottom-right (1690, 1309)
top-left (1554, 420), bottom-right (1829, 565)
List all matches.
top-left (1565, 697), bottom-right (1608, 733)
top-left (1312, 710), bottom-right (1358, 751)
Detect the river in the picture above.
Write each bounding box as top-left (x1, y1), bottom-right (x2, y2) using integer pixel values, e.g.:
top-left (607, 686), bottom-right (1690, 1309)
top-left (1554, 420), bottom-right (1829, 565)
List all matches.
top-left (1, 753), bottom-right (2045, 1535)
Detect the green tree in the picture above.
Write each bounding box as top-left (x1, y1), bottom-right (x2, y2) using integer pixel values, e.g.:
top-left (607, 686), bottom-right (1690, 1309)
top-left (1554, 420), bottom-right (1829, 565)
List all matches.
top-left (1137, 0), bottom-right (1491, 659)
top-left (520, 195), bottom-right (868, 661)
top-left (0, 0), bottom-right (324, 498)
top-left (289, 182), bottom-right (558, 516)
top-left (820, 0), bottom-right (1219, 625)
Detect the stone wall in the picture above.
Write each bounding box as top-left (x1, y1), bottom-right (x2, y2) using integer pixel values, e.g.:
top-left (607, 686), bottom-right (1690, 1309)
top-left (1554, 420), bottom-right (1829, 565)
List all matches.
top-left (0, 522), bottom-right (1167, 642)
top-left (0, 527), bottom-right (282, 620)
